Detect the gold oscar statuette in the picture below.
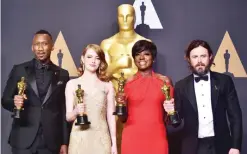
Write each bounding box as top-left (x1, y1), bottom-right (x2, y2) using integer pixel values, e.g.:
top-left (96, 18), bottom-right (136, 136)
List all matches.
top-left (161, 83), bottom-right (181, 125)
top-left (113, 72), bottom-right (127, 116)
top-left (75, 84), bottom-right (91, 125)
top-left (12, 77), bottom-right (27, 119)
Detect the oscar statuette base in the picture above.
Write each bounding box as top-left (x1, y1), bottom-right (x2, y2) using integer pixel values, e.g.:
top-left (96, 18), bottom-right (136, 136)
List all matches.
top-left (12, 108), bottom-right (22, 119)
top-left (113, 104), bottom-right (127, 116)
top-left (75, 114), bottom-right (91, 125)
top-left (167, 111), bottom-right (181, 126)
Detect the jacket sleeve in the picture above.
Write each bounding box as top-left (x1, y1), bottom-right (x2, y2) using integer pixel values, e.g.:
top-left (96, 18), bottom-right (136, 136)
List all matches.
top-left (1, 65), bottom-right (18, 112)
top-left (174, 82), bottom-right (183, 119)
top-left (225, 76), bottom-right (242, 150)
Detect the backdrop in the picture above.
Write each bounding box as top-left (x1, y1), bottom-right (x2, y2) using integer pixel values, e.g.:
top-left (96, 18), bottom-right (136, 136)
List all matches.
top-left (1, 0), bottom-right (247, 153)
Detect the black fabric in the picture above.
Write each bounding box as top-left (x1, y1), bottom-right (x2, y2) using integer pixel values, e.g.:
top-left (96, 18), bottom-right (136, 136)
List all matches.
top-left (194, 75), bottom-right (208, 82)
top-left (1, 59), bottom-right (70, 152)
top-left (34, 60), bottom-right (52, 103)
top-left (171, 71), bottom-right (242, 154)
top-left (197, 137), bottom-right (216, 154)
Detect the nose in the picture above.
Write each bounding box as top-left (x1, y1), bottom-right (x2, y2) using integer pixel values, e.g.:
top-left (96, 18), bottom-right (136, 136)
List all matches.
top-left (198, 57), bottom-right (202, 63)
top-left (38, 44), bottom-right (43, 51)
top-left (92, 58), bottom-right (96, 63)
top-left (139, 54), bottom-right (144, 60)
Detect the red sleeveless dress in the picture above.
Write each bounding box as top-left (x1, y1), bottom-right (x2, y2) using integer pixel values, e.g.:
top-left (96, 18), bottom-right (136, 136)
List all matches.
top-left (121, 71), bottom-right (172, 154)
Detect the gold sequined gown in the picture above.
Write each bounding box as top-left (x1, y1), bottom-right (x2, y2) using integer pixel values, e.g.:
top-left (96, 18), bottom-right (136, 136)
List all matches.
top-left (68, 85), bottom-right (111, 154)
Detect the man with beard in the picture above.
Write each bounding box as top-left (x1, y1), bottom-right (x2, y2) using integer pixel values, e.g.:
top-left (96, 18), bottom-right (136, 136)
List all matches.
top-left (164, 40), bottom-right (242, 154)
top-left (2, 30), bottom-right (69, 154)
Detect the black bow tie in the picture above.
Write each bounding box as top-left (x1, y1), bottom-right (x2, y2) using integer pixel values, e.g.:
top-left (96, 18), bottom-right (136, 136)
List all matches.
top-left (35, 61), bottom-right (50, 70)
top-left (194, 75), bottom-right (208, 83)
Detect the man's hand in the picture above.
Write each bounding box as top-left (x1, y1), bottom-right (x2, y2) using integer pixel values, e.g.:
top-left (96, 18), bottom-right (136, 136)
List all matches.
top-left (14, 94), bottom-right (27, 109)
top-left (163, 98), bottom-right (175, 113)
top-left (229, 148), bottom-right (240, 154)
top-left (60, 145), bottom-right (68, 154)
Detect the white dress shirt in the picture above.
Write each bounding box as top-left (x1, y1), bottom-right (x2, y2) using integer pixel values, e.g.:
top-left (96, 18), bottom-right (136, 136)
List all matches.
top-left (194, 72), bottom-right (215, 138)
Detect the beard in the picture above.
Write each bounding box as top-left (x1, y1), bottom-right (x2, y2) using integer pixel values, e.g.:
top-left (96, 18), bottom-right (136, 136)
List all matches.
top-left (191, 62), bottom-right (210, 76)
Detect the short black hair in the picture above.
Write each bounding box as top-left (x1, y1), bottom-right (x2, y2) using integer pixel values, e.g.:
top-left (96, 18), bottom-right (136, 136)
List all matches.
top-left (35, 29), bottom-right (53, 41)
top-left (132, 40), bottom-right (157, 59)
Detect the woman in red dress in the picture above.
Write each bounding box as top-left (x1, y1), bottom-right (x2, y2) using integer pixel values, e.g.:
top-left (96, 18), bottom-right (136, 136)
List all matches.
top-left (117, 40), bottom-right (173, 154)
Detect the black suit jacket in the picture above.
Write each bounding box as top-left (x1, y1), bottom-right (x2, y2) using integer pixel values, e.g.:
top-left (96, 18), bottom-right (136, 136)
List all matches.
top-left (174, 71), bottom-right (242, 154)
top-left (1, 59), bottom-right (70, 152)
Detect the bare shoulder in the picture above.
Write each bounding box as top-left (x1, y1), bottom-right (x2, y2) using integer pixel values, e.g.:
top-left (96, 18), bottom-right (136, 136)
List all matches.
top-left (105, 80), bottom-right (114, 88)
top-left (65, 78), bottom-right (80, 94)
top-left (155, 73), bottom-right (173, 85)
top-left (66, 78), bottom-right (75, 86)
top-left (66, 78), bottom-right (79, 88)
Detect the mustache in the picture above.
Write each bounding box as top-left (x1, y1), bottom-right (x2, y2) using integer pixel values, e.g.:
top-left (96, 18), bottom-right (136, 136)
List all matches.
top-left (195, 62), bottom-right (206, 67)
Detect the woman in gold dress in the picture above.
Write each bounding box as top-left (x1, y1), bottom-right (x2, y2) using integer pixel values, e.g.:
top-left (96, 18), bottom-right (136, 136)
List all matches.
top-left (65, 44), bottom-right (117, 154)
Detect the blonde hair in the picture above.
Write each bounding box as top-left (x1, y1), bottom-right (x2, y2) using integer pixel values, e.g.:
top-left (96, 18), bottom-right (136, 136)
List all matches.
top-left (78, 44), bottom-right (109, 82)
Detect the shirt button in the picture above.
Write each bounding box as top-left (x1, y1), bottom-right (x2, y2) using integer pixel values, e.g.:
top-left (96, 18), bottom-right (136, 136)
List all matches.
top-left (202, 94), bottom-right (204, 96)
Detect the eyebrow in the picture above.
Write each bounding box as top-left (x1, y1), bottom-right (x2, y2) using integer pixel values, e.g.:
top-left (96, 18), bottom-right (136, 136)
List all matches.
top-left (86, 54), bottom-right (99, 57)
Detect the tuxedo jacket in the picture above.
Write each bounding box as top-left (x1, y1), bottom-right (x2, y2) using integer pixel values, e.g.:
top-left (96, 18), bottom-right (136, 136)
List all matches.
top-left (1, 59), bottom-right (70, 152)
top-left (174, 71), bottom-right (242, 154)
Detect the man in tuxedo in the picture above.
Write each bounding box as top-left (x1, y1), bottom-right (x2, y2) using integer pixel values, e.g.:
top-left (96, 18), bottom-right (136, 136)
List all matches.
top-left (2, 30), bottom-right (70, 154)
top-left (164, 40), bottom-right (242, 154)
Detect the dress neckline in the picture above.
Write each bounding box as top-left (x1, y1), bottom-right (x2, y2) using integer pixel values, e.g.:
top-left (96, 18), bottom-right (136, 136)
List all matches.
top-left (136, 70), bottom-right (155, 78)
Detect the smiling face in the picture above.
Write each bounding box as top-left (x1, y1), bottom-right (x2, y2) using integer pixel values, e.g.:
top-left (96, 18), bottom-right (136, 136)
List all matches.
top-left (32, 34), bottom-right (53, 63)
top-left (134, 50), bottom-right (153, 71)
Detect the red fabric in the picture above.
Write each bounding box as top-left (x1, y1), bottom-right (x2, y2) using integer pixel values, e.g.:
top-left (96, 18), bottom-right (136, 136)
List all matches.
top-left (121, 71), bottom-right (171, 154)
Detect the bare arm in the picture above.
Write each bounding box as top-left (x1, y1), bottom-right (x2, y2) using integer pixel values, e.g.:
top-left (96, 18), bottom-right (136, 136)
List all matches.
top-left (65, 80), bottom-right (78, 122)
top-left (106, 81), bottom-right (117, 147)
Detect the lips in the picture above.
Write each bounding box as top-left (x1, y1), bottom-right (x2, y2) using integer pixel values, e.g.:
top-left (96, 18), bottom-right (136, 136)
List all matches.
top-left (89, 64), bottom-right (97, 67)
top-left (197, 65), bottom-right (205, 69)
top-left (139, 61), bottom-right (146, 65)
top-left (196, 63), bottom-right (205, 67)
top-left (37, 53), bottom-right (45, 58)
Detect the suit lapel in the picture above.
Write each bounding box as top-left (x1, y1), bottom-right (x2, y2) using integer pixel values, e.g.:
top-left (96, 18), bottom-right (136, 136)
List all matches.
top-left (42, 64), bottom-right (60, 105)
top-left (186, 75), bottom-right (198, 113)
top-left (210, 72), bottom-right (220, 111)
top-left (25, 60), bottom-right (39, 98)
